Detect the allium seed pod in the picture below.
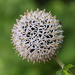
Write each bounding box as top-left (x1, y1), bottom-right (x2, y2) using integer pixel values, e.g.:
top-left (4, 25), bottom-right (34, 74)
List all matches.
top-left (11, 9), bottom-right (64, 63)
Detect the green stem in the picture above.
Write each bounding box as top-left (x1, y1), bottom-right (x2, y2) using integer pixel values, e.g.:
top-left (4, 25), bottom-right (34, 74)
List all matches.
top-left (53, 56), bottom-right (64, 69)
top-left (54, 56), bottom-right (73, 75)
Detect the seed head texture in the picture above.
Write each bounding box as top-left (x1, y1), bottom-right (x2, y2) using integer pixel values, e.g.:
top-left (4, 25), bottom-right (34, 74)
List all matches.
top-left (11, 9), bottom-right (64, 63)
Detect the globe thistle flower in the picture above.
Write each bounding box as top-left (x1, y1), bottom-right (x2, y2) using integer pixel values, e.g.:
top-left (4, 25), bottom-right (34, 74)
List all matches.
top-left (11, 9), bottom-right (64, 63)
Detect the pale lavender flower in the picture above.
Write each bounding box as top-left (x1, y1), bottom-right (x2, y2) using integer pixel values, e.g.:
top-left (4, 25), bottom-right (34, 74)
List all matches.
top-left (11, 9), bottom-right (64, 63)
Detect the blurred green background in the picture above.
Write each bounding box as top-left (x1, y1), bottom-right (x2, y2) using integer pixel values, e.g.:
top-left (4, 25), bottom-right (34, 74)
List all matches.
top-left (0, 0), bottom-right (75, 75)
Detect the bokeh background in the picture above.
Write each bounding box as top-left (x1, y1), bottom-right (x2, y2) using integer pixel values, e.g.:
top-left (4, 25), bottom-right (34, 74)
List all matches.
top-left (0, 0), bottom-right (75, 75)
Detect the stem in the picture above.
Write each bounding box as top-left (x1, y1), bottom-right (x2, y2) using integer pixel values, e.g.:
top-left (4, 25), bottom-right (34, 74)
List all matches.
top-left (53, 56), bottom-right (64, 69)
top-left (54, 56), bottom-right (73, 75)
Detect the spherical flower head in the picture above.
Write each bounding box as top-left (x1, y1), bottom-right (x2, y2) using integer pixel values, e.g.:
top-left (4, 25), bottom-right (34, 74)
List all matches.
top-left (11, 9), bottom-right (64, 63)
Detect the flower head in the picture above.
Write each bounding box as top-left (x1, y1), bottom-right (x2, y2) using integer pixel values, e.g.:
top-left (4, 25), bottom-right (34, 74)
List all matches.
top-left (11, 9), bottom-right (64, 63)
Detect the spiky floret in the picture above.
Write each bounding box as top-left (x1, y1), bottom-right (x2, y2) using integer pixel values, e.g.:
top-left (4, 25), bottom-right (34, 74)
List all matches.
top-left (11, 9), bottom-right (64, 63)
